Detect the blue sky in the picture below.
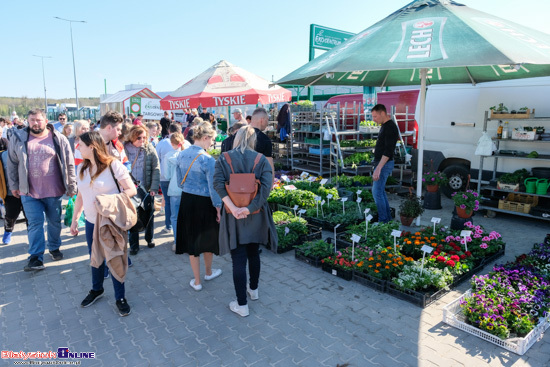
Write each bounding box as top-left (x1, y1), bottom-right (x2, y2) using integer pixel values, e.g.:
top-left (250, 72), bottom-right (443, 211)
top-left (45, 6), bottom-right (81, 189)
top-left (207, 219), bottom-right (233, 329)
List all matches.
top-left (3, 0), bottom-right (550, 99)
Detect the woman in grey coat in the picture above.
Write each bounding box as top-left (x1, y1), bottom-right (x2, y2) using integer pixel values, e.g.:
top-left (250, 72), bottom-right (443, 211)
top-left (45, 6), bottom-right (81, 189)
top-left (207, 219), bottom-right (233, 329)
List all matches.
top-left (213, 126), bottom-right (277, 317)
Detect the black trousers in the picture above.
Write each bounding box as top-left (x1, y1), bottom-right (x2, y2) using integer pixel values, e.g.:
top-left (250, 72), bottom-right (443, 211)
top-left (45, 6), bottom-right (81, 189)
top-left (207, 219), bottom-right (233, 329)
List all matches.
top-left (4, 195), bottom-right (26, 232)
top-left (231, 243), bottom-right (260, 306)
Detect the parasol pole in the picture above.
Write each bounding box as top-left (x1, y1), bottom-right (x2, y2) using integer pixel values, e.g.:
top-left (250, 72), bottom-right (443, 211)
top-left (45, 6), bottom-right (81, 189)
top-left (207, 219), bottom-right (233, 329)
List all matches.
top-left (415, 68), bottom-right (427, 226)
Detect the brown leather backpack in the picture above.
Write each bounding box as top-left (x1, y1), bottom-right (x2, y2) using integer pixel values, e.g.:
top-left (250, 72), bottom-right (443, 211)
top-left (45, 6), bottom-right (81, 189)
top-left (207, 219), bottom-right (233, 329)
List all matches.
top-left (223, 152), bottom-right (262, 215)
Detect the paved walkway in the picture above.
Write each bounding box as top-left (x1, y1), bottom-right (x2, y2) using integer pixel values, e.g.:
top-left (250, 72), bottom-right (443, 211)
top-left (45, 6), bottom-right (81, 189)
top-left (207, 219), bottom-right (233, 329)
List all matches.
top-left (1, 195), bottom-right (548, 366)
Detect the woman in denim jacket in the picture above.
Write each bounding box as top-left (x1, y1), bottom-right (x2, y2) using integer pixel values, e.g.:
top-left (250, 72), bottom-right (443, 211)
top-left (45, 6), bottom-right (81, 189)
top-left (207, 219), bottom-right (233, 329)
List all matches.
top-left (175, 121), bottom-right (222, 291)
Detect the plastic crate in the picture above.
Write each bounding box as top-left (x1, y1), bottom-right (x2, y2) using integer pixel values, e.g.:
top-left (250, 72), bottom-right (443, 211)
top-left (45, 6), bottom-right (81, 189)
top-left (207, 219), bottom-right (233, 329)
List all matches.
top-left (321, 263), bottom-right (353, 281)
top-left (352, 271), bottom-right (386, 292)
top-left (443, 290), bottom-right (550, 355)
top-left (294, 250), bottom-right (323, 268)
top-left (386, 282), bottom-right (449, 308)
top-left (308, 147), bottom-right (330, 155)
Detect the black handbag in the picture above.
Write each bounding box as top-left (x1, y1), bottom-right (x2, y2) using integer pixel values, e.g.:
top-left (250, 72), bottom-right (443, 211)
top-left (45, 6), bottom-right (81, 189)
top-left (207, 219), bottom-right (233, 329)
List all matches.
top-left (109, 164), bottom-right (153, 233)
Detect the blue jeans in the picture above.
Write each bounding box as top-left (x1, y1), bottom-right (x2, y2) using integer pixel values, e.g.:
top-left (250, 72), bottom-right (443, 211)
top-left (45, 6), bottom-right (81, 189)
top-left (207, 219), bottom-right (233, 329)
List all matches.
top-left (159, 181), bottom-right (172, 229)
top-left (170, 195), bottom-right (181, 244)
top-left (20, 195), bottom-right (62, 261)
top-left (85, 220), bottom-right (125, 299)
top-left (231, 244), bottom-right (260, 306)
top-left (372, 160), bottom-right (394, 223)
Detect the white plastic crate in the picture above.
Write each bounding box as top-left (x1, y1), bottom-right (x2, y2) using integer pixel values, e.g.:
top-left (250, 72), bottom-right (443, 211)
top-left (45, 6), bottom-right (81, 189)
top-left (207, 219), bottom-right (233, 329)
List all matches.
top-left (443, 290), bottom-right (550, 355)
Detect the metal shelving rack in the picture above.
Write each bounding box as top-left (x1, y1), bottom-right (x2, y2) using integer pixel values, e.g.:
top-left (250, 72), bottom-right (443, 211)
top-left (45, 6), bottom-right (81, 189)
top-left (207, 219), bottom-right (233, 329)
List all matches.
top-left (477, 111), bottom-right (550, 221)
top-left (289, 108), bottom-right (335, 177)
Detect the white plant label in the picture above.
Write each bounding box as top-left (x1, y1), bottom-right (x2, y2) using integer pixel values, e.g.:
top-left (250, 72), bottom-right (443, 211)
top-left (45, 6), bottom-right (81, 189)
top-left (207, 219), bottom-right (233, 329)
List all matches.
top-left (333, 224), bottom-right (341, 253)
top-left (284, 185), bottom-right (297, 190)
top-left (320, 179), bottom-right (328, 185)
top-left (341, 197), bottom-right (348, 202)
top-left (281, 175), bottom-right (290, 182)
top-left (461, 230), bottom-right (472, 252)
top-left (284, 227), bottom-right (290, 236)
top-left (293, 205), bottom-right (299, 211)
top-left (431, 217), bottom-right (441, 235)
top-left (356, 190), bottom-right (362, 195)
top-left (321, 200), bottom-right (326, 205)
top-left (356, 197), bottom-right (362, 203)
top-left (327, 194), bottom-right (333, 199)
top-left (420, 245), bottom-right (434, 276)
top-left (365, 214), bottom-right (373, 222)
top-left (364, 208), bottom-right (371, 215)
top-left (308, 176), bottom-right (317, 182)
top-left (421, 245), bottom-right (434, 253)
top-left (350, 234), bottom-right (361, 261)
top-left (391, 230), bottom-right (402, 253)
top-left (314, 196), bottom-right (322, 202)
top-left (300, 172), bottom-right (309, 179)
top-left (298, 209), bottom-right (307, 217)
top-left (351, 234), bottom-right (361, 243)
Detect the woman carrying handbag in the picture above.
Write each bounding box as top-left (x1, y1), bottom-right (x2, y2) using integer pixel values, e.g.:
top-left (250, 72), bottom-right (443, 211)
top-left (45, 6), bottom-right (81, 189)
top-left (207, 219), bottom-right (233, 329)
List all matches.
top-left (213, 126), bottom-right (277, 317)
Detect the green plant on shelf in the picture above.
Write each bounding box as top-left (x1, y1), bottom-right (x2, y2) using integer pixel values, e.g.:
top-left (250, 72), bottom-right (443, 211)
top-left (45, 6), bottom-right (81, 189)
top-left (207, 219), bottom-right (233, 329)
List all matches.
top-left (343, 152), bottom-right (373, 166)
top-left (359, 120), bottom-right (377, 127)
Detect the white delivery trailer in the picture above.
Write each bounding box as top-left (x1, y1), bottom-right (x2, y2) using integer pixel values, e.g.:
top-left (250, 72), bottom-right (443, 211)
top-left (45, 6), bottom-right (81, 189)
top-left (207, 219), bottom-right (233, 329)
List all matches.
top-left (417, 76), bottom-right (550, 197)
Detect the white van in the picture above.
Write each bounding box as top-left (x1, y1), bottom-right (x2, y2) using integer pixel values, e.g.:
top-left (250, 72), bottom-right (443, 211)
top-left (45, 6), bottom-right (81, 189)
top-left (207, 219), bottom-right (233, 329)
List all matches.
top-left (417, 77), bottom-right (550, 196)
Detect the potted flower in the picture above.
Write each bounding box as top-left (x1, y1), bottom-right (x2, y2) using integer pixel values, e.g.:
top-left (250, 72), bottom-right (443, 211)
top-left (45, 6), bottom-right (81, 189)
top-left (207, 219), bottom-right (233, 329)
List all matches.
top-left (399, 193), bottom-right (424, 226)
top-left (451, 189), bottom-right (480, 219)
top-left (422, 171), bottom-right (448, 192)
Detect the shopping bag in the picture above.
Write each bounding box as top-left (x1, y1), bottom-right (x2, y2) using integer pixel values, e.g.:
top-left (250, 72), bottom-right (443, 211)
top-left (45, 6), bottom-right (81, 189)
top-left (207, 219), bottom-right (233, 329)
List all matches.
top-left (475, 132), bottom-right (496, 156)
top-left (64, 196), bottom-right (86, 227)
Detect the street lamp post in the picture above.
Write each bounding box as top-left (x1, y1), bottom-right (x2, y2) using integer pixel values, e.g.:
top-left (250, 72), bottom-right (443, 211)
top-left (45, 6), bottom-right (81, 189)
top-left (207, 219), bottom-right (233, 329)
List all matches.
top-left (54, 16), bottom-right (86, 109)
top-left (32, 54), bottom-right (52, 114)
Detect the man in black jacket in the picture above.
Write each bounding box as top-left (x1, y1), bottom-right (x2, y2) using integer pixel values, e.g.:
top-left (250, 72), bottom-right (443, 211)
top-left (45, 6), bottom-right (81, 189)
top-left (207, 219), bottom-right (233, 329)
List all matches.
top-left (371, 104), bottom-right (399, 223)
top-left (159, 111), bottom-right (172, 138)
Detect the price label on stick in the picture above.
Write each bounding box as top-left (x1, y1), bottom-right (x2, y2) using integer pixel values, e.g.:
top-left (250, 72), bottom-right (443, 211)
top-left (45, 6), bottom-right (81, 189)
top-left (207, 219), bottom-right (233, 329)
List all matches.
top-left (365, 214), bottom-right (373, 222)
top-left (320, 179), bottom-right (328, 185)
top-left (321, 200), bottom-right (326, 205)
top-left (298, 209), bottom-right (307, 217)
top-left (293, 205), bottom-right (299, 211)
top-left (356, 197), bottom-right (362, 203)
top-left (431, 217), bottom-right (441, 234)
top-left (284, 185), bottom-right (297, 191)
top-left (364, 208), bottom-right (371, 215)
top-left (300, 171), bottom-right (309, 179)
top-left (460, 230), bottom-right (472, 237)
top-left (281, 175), bottom-right (290, 182)
top-left (333, 224), bottom-right (341, 253)
top-left (327, 194), bottom-right (333, 200)
top-left (341, 197), bottom-right (348, 202)
top-left (391, 230), bottom-right (402, 237)
top-left (421, 245), bottom-right (434, 254)
top-left (356, 190), bottom-right (362, 195)
top-left (420, 245), bottom-right (433, 275)
top-left (315, 196), bottom-right (322, 202)
top-left (308, 176), bottom-right (317, 182)
top-left (351, 234), bottom-right (361, 243)
top-left (284, 227), bottom-right (290, 236)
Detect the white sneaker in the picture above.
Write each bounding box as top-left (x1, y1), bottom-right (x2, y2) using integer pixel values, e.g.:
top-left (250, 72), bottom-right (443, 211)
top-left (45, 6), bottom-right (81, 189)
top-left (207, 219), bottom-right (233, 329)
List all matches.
top-left (189, 279), bottom-right (202, 291)
top-left (172, 243), bottom-right (176, 252)
top-left (247, 286), bottom-right (259, 300)
top-left (204, 268), bottom-right (222, 281)
top-left (229, 301), bottom-right (249, 317)
top-left (160, 227), bottom-right (172, 234)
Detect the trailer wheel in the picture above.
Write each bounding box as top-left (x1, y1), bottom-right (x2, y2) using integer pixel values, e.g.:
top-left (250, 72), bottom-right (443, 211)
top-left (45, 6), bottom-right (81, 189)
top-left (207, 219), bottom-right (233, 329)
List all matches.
top-left (442, 164), bottom-right (469, 198)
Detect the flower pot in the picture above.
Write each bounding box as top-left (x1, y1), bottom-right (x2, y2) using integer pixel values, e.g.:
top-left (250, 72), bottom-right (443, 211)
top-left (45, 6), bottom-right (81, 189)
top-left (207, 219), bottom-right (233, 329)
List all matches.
top-left (400, 215), bottom-right (415, 226)
top-left (426, 184), bottom-right (439, 192)
top-left (456, 206), bottom-right (473, 219)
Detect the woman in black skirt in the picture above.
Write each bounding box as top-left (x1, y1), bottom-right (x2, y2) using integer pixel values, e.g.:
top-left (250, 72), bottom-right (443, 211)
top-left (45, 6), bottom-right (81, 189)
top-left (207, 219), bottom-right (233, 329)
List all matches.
top-left (175, 121), bottom-right (222, 291)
